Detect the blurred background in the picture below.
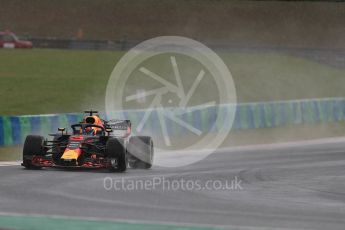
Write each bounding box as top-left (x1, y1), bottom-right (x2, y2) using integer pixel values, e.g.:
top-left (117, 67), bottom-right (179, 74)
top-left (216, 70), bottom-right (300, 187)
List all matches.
top-left (1, 0), bottom-right (344, 49)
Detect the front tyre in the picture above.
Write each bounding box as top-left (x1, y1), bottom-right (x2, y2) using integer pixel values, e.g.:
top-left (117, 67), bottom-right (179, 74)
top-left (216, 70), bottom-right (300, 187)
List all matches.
top-left (22, 135), bottom-right (45, 169)
top-left (106, 138), bottom-right (127, 172)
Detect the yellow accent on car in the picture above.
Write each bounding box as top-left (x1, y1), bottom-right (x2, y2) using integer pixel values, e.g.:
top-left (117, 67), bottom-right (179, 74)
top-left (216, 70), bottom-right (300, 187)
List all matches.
top-left (61, 149), bottom-right (79, 160)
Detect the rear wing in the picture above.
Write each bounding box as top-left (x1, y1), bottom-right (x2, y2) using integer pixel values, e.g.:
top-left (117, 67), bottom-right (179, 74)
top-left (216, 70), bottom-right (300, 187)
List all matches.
top-left (106, 120), bottom-right (131, 137)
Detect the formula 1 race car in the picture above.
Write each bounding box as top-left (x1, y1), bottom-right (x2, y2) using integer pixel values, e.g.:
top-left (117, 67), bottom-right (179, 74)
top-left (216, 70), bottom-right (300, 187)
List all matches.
top-left (22, 111), bottom-right (154, 172)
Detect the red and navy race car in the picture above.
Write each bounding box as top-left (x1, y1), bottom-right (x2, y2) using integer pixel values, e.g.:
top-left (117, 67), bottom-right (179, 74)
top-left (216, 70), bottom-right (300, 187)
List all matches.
top-left (22, 111), bottom-right (154, 172)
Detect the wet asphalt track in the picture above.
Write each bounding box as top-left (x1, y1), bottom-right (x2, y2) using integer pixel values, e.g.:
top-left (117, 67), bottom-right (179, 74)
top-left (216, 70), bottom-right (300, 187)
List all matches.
top-left (1, 140), bottom-right (345, 230)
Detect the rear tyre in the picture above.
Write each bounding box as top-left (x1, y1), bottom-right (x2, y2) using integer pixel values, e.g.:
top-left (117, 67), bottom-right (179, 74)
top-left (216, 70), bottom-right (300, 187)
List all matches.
top-left (22, 135), bottom-right (45, 169)
top-left (106, 138), bottom-right (127, 172)
top-left (128, 136), bottom-right (153, 169)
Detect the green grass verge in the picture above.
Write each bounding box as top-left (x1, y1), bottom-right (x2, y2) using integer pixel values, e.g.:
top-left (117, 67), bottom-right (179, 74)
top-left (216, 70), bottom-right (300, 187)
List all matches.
top-left (0, 49), bottom-right (123, 115)
top-left (0, 215), bottom-right (224, 230)
top-left (0, 146), bottom-right (21, 161)
top-left (1, 49), bottom-right (345, 115)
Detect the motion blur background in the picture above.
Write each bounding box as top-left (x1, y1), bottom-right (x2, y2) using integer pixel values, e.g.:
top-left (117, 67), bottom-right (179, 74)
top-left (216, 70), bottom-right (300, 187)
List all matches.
top-left (1, 0), bottom-right (345, 158)
top-left (1, 0), bottom-right (344, 49)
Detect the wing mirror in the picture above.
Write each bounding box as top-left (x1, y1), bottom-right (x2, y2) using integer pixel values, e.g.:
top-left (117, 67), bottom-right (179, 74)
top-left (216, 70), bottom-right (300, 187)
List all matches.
top-left (58, 128), bottom-right (65, 135)
top-left (105, 128), bottom-right (113, 135)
